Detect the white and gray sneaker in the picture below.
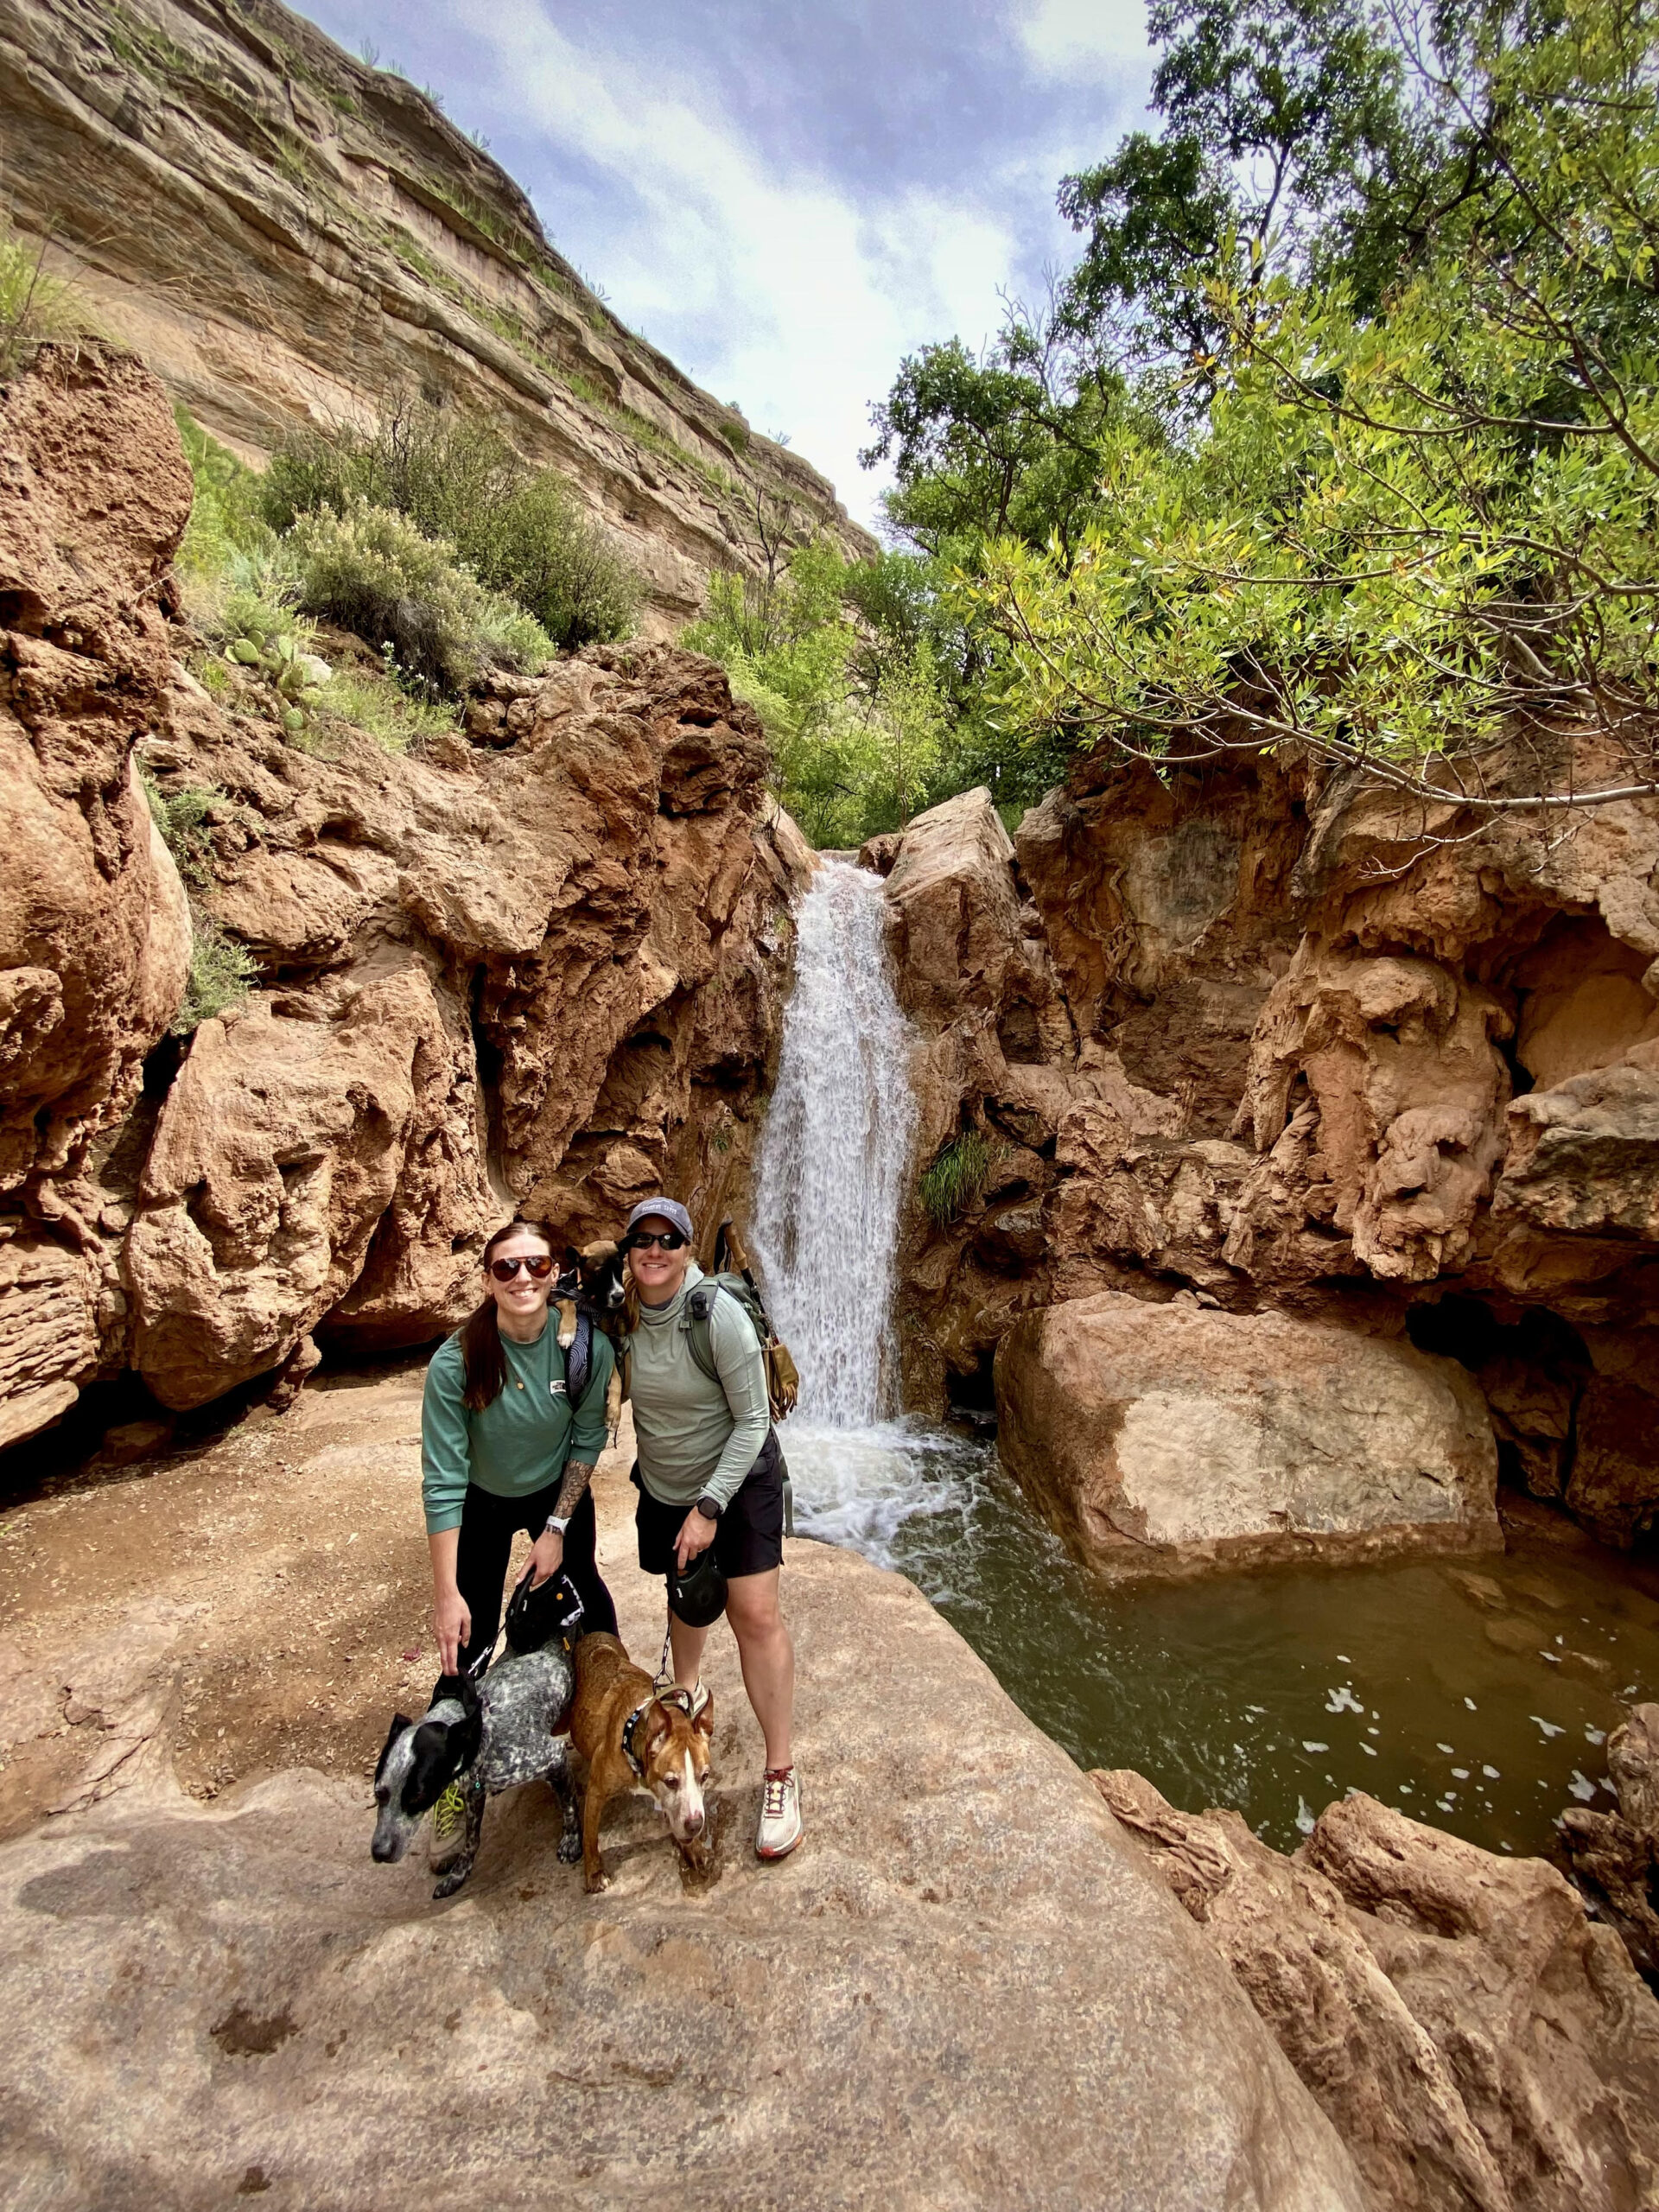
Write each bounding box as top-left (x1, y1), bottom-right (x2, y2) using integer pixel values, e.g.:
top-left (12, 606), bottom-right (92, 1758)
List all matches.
top-left (756, 1765), bottom-right (802, 1859)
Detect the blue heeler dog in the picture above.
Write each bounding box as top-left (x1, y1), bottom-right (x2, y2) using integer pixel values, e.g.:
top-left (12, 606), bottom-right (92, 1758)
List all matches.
top-left (372, 1575), bottom-right (583, 1899)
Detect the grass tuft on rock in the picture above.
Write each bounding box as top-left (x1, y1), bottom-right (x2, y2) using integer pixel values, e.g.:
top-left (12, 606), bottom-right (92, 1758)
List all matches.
top-left (174, 915), bottom-right (258, 1035)
top-left (141, 771), bottom-right (222, 888)
top-left (918, 1131), bottom-right (991, 1230)
top-left (0, 217), bottom-right (98, 378)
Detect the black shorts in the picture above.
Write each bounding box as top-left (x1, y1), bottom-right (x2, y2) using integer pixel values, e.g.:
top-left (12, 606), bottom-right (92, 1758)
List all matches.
top-left (635, 1430), bottom-right (787, 1581)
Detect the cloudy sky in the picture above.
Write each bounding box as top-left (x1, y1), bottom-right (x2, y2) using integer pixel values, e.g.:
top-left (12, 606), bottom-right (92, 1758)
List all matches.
top-left (296, 0), bottom-right (1155, 526)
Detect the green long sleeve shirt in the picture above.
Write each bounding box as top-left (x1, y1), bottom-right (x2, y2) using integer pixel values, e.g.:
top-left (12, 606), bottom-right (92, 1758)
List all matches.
top-left (421, 1321), bottom-right (615, 1535)
top-left (626, 1263), bottom-right (772, 1510)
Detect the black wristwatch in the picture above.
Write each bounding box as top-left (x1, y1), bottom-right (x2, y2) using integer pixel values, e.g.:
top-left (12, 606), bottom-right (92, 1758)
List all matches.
top-left (695, 1494), bottom-right (724, 1521)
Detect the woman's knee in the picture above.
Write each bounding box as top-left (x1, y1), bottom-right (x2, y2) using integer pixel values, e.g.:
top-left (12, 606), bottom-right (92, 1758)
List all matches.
top-left (725, 1572), bottom-right (784, 1639)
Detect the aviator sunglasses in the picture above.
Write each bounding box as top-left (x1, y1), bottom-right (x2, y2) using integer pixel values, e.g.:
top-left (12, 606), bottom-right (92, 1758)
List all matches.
top-left (625, 1228), bottom-right (688, 1252)
top-left (487, 1253), bottom-right (556, 1282)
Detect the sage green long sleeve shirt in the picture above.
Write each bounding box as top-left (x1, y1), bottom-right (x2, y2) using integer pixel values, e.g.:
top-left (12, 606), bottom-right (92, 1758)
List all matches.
top-left (627, 1263), bottom-right (771, 1510)
top-left (421, 1322), bottom-right (614, 1535)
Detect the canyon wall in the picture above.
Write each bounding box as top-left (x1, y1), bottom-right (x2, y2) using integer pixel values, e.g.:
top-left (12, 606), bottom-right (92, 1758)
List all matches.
top-left (877, 746), bottom-right (1659, 1560)
top-left (0, 343), bottom-right (810, 1452)
top-left (0, 0), bottom-right (874, 629)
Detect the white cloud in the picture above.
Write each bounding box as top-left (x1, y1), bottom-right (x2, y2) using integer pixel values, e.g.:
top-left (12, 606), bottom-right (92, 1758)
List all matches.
top-left (450, 2), bottom-right (1027, 528)
top-left (1017, 0), bottom-right (1151, 73)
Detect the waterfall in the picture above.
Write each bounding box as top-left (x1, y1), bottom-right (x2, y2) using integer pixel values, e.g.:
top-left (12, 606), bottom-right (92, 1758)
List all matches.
top-left (752, 860), bottom-right (916, 1426)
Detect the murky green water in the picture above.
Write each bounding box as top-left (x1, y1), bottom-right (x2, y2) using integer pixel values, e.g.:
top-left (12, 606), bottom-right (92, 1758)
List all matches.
top-left (787, 1421), bottom-right (1659, 1855)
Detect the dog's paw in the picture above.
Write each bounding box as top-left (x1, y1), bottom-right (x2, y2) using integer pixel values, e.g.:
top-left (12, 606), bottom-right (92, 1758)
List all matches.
top-left (583, 1867), bottom-right (610, 1894)
top-left (557, 1830), bottom-right (582, 1866)
top-left (432, 1860), bottom-right (474, 1900)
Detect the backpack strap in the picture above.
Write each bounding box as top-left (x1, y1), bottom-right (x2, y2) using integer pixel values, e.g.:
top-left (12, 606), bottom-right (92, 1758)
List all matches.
top-left (683, 1281), bottom-right (721, 1388)
top-left (563, 1308), bottom-right (594, 1411)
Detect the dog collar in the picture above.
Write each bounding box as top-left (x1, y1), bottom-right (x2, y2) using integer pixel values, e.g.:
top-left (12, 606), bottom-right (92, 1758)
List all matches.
top-left (621, 1699), bottom-right (652, 1779)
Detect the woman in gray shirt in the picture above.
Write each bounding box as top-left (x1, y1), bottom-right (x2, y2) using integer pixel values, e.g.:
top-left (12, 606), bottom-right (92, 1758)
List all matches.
top-left (621, 1195), bottom-right (802, 1860)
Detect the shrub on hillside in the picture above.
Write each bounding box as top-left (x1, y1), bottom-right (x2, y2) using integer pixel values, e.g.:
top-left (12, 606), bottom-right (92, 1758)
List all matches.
top-left (262, 399), bottom-right (639, 651)
top-left (286, 500), bottom-right (553, 694)
top-left (482, 469), bottom-right (641, 650)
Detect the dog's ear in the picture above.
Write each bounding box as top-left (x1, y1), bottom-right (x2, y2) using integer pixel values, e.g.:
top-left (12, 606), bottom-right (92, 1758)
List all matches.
top-left (404, 1718), bottom-right (464, 1815)
top-left (375, 1714), bottom-right (412, 1783)
top-left (640, 1701), bottom-right (677, 1758)
top-left (452, 1686), bottom-right (483, 1767)
top-left (692, 1694), bottom-right (715, 1740)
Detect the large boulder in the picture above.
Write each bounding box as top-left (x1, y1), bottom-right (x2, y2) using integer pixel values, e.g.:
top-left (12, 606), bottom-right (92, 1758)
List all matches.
top-left (125, 963), bottom-right (475, 1408)
top-left (1097, 1770), bottom-right (1659, 2212)
top-left (995, 1292), bottom-right (1500, 1578)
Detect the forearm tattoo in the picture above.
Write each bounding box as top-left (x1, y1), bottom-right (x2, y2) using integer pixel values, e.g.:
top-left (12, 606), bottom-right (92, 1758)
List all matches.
top-left (554, 1459), bottom-right (594, 1522)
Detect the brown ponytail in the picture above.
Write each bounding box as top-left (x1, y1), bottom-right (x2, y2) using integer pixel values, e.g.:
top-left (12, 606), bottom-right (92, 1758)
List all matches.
top-left (461, 1217), bottom-right (556, 1412)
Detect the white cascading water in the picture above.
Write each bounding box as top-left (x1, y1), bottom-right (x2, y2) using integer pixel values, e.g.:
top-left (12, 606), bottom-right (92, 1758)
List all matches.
top-left (752, 860), bottom-right (916, 1423)
top-left (751, 858), bottom-right (988, 1564)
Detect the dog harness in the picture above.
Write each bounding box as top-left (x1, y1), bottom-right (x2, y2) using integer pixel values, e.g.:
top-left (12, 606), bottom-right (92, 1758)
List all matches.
top-left (620, 1688), bottom-right (695, 1779)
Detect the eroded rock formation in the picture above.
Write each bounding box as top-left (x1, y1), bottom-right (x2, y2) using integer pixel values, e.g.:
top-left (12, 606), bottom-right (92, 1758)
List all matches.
top-left (1096, 1769), bottom-right (1659, 2212)
top-left (0, 345), bottom-right (809, 1440)
top-left (882, 747), bottom-right (1659, 1552)
top-left (0, 0), bottom-right (874, 626)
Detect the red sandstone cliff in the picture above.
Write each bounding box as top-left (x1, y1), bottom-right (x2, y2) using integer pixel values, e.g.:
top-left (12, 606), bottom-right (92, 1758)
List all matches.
top-left (0, 345), bottom-right (810, 1447)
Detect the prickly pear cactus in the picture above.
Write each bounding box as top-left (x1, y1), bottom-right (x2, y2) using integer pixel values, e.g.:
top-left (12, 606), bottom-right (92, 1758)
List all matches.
top-left (225, 627), bottom-right (332, 737)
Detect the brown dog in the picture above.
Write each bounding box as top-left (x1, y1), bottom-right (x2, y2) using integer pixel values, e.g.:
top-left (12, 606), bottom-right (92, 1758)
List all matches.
top-left (570, 1632), bottom-right (714, 1892)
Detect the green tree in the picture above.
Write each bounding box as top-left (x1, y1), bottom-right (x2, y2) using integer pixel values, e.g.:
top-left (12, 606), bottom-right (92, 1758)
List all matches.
top-left (966, 0), bottom-right (1659, 816)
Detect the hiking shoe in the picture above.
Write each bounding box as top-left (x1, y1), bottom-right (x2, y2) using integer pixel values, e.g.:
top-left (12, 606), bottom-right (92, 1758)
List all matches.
top-left (429, 1781), bottom-right (468, 1866)
top-left (653, 1674), bottom-right (710, 1721)
top-left (756, 1766), bottom-right (802, 1859)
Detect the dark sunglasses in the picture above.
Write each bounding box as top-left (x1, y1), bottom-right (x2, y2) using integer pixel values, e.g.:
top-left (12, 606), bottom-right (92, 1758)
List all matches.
top-left (625, 1228), bottom-right (688, 1252)
top-left (487, 1253), bottom-right (555, 1281)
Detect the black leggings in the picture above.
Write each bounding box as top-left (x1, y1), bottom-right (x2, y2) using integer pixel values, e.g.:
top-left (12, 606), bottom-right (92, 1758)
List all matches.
top-left (438, 1480), bottom-right (617, 1698)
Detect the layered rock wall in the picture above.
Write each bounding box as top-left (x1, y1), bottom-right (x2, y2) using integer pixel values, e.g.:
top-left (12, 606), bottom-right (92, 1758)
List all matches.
top-left (879, 746), bottom-right (1659, 1554)
top-left (0, 0), bottom-right (874, 627)
top-left (0, 346), bottom-right (809, 1443)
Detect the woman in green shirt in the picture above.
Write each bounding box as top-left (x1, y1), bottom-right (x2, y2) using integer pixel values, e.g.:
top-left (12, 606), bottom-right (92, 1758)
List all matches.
top-left (422, 1216), bottom-right (618, 1688)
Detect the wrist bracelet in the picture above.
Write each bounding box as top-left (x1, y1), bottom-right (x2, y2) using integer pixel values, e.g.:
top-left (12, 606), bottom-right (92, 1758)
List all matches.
top-left (544, 1515), bottom-right (569, 1536)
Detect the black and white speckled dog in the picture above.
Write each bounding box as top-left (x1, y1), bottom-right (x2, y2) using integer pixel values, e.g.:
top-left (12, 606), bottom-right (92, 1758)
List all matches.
top-left (371, 1640), bottom-right (581, 1899)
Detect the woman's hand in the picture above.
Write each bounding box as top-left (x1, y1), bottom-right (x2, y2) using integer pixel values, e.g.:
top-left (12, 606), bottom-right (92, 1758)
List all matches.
top-left (433, 1584), bottom-right (471, 1675)
top-left (526, 1528), bottom-right (564, 1588)
top-left (675, 1507), bottom-right (718, 1573)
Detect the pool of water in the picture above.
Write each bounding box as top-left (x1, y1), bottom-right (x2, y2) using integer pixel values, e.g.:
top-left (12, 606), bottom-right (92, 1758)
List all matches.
top-left (785, 1420), bottom-right (1659, 1856)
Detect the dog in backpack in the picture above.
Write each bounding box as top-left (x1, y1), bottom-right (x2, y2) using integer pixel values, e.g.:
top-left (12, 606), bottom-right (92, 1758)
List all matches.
top-left (554, 1239), bottom-right (627, 1437)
